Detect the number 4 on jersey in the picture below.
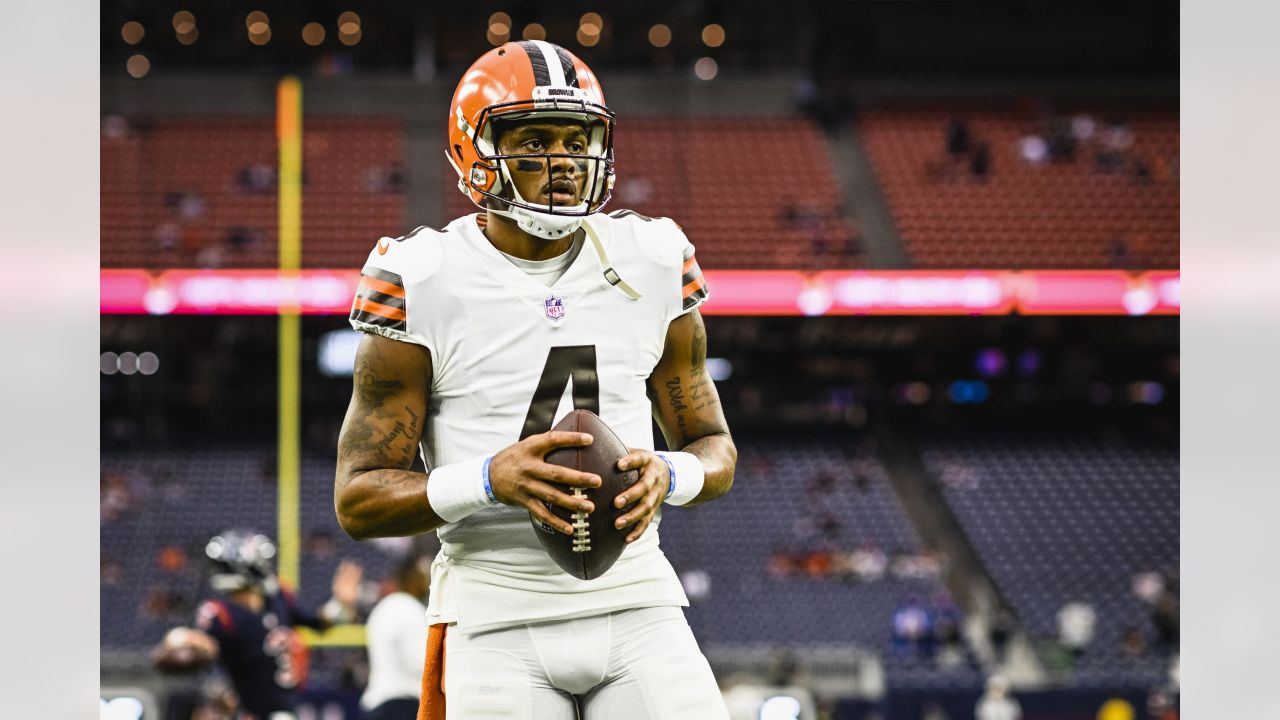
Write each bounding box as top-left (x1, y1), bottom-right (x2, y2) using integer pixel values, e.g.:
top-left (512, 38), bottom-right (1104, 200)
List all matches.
top-left (521, 346), bottom-right (599, 440)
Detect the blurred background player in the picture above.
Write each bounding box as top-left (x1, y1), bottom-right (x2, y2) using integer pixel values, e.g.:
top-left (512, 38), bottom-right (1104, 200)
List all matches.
top-left (359, 554), bottom-right (430, 720)
top-left (153, 530), bottom-right (363, 720)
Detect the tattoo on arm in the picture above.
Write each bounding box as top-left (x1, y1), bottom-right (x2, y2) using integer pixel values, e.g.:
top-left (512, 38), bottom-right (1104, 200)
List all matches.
top-left (338, 362), bottom-right (424, 490)
top-left (652, 311), bottom-right (729, 447)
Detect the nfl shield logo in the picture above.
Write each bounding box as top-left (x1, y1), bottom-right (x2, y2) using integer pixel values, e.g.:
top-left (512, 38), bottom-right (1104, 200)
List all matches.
top-left (543, 296), bottom-right (566, 322)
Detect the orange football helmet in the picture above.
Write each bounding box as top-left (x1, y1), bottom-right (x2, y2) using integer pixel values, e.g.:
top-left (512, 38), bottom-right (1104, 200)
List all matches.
top-left (447, 40), bottom-right (615, 239)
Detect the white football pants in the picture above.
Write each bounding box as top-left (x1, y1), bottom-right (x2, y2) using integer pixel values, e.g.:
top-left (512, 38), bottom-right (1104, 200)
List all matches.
top-left (442, 606), bottom-right (729, 720)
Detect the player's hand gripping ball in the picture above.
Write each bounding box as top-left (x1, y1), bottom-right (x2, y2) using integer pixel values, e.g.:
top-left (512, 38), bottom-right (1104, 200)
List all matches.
top-left (151, 627), bottom-right (217, 674)
top-left (533, 410), bottom-right (639, 580)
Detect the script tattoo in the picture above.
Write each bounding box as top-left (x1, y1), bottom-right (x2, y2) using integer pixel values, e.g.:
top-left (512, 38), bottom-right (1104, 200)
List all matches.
top-left (666, 377), bottom-right (690, 439)
top-left (338, 366), bottom-right (420, 490)
top-left (355, 361), bottom-right (405, 400)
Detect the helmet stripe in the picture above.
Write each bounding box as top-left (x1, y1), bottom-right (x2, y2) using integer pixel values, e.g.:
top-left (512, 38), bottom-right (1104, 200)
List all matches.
top-left (530, 40), bottom-right (567, 86)
top-left (552, 46), bottom-right (580, 88)
top-left (517, 40), bottom-right (552, 86)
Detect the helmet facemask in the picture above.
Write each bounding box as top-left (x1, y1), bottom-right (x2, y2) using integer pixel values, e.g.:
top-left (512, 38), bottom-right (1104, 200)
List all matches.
top-left (461, 90), bottom-right (615, 240)
top-left (205, 531), bottom-right (277, 593)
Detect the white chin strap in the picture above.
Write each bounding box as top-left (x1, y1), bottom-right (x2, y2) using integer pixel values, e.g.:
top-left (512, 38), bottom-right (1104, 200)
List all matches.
top-left (490, 203), bottom-right (586, 240)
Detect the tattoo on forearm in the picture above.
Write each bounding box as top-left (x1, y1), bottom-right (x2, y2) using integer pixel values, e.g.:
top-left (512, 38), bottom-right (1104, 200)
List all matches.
top-left (354, 361), bottom-right (405, 400)
top-left (690, 376), bottom-right (715, 412)
top-left (665, 377), bottom-right (690, 439)
top-left (369, 405), bottom-right (420, 465)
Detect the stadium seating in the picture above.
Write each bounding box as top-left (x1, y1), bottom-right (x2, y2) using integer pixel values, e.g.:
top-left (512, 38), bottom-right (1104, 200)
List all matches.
top-left (100, 117), bottom-right (405, 269)
top-left (102, 432), bottom-right (1174, 688)
top-left (445, 117), bottom-right (862, 270)
top-left (920, 432), bottom-right (1178, 686)
top-left (858, 109), bottom-right (1178, 269)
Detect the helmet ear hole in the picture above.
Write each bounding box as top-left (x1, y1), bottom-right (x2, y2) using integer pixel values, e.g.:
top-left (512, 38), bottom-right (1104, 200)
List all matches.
top-left (454, 144), bottom-right (465, 162)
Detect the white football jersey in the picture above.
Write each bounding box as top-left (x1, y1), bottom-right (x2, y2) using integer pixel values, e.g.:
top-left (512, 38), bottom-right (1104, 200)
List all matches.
top-left (349, 211), bottom-right (709, 635)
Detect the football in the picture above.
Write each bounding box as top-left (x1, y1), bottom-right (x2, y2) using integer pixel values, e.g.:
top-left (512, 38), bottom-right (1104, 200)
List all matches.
top-left (151, 628), bottom-right (217, 674)
top-left (532, 409), bottom-right (639, 580)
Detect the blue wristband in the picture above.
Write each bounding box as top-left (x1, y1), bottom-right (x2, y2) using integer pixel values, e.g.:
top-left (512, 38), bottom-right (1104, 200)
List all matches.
top-left (482, 455), bottom-right (498, 504)
top-left (658, 454), bottom-right (677, 500)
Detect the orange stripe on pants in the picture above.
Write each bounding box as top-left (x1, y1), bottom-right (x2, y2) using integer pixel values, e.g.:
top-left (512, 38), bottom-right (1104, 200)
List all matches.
top-left (417, 623), bottom-right (447, 720)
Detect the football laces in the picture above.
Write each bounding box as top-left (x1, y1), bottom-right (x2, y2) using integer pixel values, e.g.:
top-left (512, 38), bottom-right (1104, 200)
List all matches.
top-left (570, 487), bottom-right (591, 553)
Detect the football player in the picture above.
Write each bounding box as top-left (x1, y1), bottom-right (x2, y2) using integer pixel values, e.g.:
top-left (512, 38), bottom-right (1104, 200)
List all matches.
top-left (335, 40), bottom-right (737, 720)
top-left (153, 530), bottom-right (362, 720)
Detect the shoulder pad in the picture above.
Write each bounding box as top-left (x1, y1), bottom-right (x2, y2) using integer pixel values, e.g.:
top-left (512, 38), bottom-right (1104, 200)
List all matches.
top-left (360, 225), bottom-right (445, 285)
top-left (601, 210), bottom-right (687, 268)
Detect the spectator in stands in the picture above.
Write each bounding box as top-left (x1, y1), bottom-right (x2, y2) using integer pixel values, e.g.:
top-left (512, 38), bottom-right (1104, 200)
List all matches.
top-left (1151, 590), bottom-right (1179, 651)
top-left (152, 221), bottom-right (181, 253)
top-left (849, 539), bottom-right (888, 581)
top-left (1057, 599), bottom-right (1097, 660)
top-left (1094, 118), bottom-right (1135, 173)
top-left (364, 162), bottom-right (407, 194)
top-left (361, 554), bottom-right (431, 720)
top-left (179, 192), bottom-right (207, 221)
top-left (157, 545), bottom-right (189, 573)
top-left (237, 162), bottom-right (276, 193)
top-left (975, 675), bottom-right (1021, 720)
top-left (891, 594), bottom-right (934, 657)
top-left (1107, 235), bottom-right (1135, 269)
top-left (989, 609), bottom-right (1017, 665)
top-left (931, 591), bottom-right (966, 667)
top-left (225, 226), bottom-right (260, 253)
top-left (1019, 135), bottom-right (1050, 165)
top-left (946, 117), bottom-right (972, 160)
top-left (1046, 115), bottom-right (1077, 162)
top-left (1121, 625), bottom-right (1149, 657)
top-left (1071, 114), bottom-right (1098, 142)
top-left (969, 143), bottom-right (991, 182)
top-left (100, 472), bottom-right (134, 522)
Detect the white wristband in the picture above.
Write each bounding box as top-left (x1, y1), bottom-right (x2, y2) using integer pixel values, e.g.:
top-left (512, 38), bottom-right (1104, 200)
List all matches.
top-left (657, 451), bottom-right (705, 506)
top-left (426, 455), bottom-right (498, 523)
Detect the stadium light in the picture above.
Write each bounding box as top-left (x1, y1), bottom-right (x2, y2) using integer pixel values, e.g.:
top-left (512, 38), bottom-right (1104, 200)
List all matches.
top-left (172, 11), bottom-right (196, 34)
top-left (177, 28), bottom-right (199, 45)
top-left (249, 23), bottom-right (272, 45)
top-left (523, 23), bottom-right (546, 41)
top-left (338, 11), bottom-right (362, 45)
top-left (302, 22), bottom-right (325, 46)
top-left (121, 21), bottom-right (144, 45)
top-left (117, 352), bottom-right (139, 376)
top-left (100, 353), bottom-right (119, 375)
top-left (701, 23), bottom-right (725, 48)
top-left (138, 352), bottom-right (160, 375)
top-left (648, 24), bottom-right (672, 48)
top-left (245, 11), bottom-right (269, 29)
top-left (694, 56), bottom-right (718, 80)
top-left (487, 26), bottom-right (510, 46)
top-left (577, 26), bottom-right (600, 47)
top-left (580, 12), bottom-right (603, 32)
top-left (126, 54), bottom-right (150, 78)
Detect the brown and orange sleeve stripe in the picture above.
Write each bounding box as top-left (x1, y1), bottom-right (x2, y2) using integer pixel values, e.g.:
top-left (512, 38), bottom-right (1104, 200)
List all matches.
top-left (681, 245), bottom-right (708, 311)
top-left (350, 266), bottom-right (408, 332)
